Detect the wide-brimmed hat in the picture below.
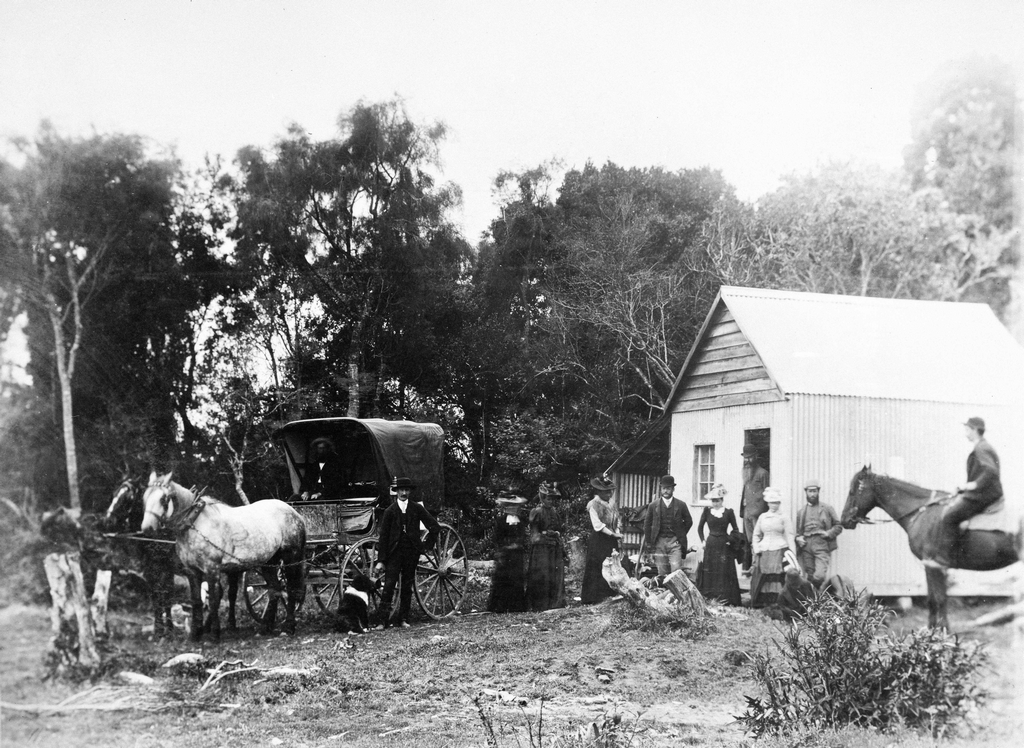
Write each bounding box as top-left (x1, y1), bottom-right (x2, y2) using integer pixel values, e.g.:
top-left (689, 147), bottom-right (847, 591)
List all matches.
top-left (763, 487), bottom-right (783, 503)
top-left (659, 475), bottom-right (676, 488)
top-left (496, 490), bottom-right (527, 506)
top-left (310, 436), bottom-right (336, 452)
top-left (392, 477), bottom-right (416, 491)
top-left (590, 476), bottom-right (616, 492)
top-left (704, 483), bottom-right (727, 500)
top-left (538, 481), bottom-right (559, 497)
top-left (741, 445), bottom-right (758, 457)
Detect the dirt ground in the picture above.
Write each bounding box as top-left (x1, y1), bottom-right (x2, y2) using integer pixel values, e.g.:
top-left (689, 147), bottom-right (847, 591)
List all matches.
top-left (1, 566), bottom-right (1023, 748)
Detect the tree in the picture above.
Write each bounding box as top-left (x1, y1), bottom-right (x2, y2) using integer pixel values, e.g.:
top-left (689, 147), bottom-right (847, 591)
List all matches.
top-left (0, 126), bottom-right (179, 509)
top-left (701, 161), bottom-right (1011, 306)
top-left (232, 98), bottom-right (466, 420)
top-left (904, 55), bottom-right (1018, 315)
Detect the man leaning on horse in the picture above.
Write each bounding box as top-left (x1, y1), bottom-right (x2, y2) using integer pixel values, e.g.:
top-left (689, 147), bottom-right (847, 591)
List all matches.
top-left (930, 416), bottom-right (1003, 567)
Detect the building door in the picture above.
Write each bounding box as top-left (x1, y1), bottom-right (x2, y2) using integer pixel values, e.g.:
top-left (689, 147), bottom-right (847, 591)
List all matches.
top-left (744, 428), bottom-right (771, 474)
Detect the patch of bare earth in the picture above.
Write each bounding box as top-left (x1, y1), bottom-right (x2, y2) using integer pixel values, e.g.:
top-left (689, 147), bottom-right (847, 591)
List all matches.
top-left (1, 574), bottom-right (1021, 747)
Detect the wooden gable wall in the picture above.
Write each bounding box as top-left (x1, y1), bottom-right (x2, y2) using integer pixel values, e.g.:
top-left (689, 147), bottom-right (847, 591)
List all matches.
top-left (672, 305), bottom-right (784, 412)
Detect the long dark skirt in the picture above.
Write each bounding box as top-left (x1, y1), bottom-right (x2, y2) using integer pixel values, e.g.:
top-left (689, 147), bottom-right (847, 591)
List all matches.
top-left (488, 546), bottom-right (527, 613)
top-left (580, 532), bottom-right (619, 604)
top-left (526, 541), bottom-right (565, 611)
top-left (750, 548), bottom-right (786, 608)
top-left (697, 533), bottom-right (741, 606)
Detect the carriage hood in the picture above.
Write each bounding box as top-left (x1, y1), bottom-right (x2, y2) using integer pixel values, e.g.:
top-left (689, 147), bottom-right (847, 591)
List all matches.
top-left (275, 418), bottom-right (445, 507)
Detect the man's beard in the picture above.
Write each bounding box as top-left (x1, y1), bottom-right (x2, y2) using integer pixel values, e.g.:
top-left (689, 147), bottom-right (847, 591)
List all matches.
top-left (742, 464), bottom-right (755, 484)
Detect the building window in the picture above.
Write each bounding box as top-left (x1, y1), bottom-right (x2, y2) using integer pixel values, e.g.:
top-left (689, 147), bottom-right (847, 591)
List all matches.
top-left (693, 444), bottom-right (716, 500)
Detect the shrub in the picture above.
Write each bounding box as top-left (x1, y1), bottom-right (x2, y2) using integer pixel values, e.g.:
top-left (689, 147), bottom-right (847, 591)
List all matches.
top-left (737, 591), bottom-right (987, 739)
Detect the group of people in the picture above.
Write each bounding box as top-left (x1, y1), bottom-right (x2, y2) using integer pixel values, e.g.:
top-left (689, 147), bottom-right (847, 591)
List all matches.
top-left (486, 482), bottom-right (567, 613)
top-left (576, 445), bottom-right (846, 609)
top-left (318, 414), bottom-right (1002, 627)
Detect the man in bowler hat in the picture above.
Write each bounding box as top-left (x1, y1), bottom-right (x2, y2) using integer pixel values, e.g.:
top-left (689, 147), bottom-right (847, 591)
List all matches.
top-left (740, 445), bottom-right (770, 574)
top-left (643, 475), bottom-right (693, 576)
top-left (374, 477), bottom-right (440, 628)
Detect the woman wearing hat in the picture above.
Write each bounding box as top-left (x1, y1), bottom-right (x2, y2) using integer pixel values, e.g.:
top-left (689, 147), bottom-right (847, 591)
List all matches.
top-left (581, 476), bottom-right (622, 604)
top-left (749, 487), bottom-right (796, 608)
top-left (526, 481), bottom-right (566, 611)
top-left (487, 491), bottom-right (529, 613)
top-left (696, 484), bottom-right (741, 606)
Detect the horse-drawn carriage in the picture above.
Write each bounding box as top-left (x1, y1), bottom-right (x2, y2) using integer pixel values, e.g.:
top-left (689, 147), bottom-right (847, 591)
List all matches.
top-left (242, 417), bottom-right (469, 625)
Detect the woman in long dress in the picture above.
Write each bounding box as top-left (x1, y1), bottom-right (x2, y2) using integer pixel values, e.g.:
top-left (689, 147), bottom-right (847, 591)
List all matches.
top-left (487, 492), bottom-right (528, 613)
top-left (696, 484), bottom-right (741, 606)
top-left (580, 476), bottom-right (622, 604)
top-left (526, 481), bottom-right (565, 611)
top-left (750, 487), bottom-right (796, 608)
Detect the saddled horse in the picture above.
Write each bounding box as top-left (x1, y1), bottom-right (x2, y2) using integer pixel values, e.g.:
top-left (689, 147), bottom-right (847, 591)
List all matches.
top-left (103, 478), bottom-right (240, 638)
top-left (141, 472), bottom-right (306, 640)
top-left (842, 465), bottom-right (1021, 629)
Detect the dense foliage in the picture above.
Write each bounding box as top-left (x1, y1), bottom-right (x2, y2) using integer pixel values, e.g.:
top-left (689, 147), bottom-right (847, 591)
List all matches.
top-left (0, 58), bottom-right (1018, 537)
top-left (738, 592), bottom-right (988, 738)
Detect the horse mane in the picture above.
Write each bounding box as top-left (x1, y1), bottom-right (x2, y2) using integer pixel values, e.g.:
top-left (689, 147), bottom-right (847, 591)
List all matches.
top-left (869, 471), bottom-right (937, 500)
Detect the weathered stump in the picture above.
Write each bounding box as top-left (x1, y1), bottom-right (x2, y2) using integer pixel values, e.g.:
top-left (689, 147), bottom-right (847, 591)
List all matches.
top-left (661, 569), bottom-right (709, 618)
top-left (566, 536), bottom-right (587, 579)
top-left (43, 552), bottom-right (105, 670)
top-left (602, 551), bottom-right (675, 615)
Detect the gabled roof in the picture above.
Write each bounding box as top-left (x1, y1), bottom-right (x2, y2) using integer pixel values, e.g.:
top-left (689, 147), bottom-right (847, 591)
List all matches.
top-left (666, 286), bottom-right (1024, 409)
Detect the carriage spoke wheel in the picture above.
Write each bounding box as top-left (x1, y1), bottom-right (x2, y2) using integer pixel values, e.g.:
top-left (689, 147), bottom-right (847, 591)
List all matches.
top-left (415, 523), bottom-right (468, 619)
top-left (339, 537), bottom-right (383, 621)
top-left (306, 543), bottom-right (343, 612)
top-left (242, 567), bottom-right (295, 626)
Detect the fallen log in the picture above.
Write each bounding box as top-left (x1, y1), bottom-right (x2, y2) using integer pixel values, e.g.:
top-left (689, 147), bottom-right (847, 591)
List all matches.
top-left (962, 600), bottom-right (1024, 630)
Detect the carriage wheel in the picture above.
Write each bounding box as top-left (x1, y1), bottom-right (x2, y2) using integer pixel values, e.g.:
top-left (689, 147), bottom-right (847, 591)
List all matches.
top-left (339, 537), bottom-right (383, 620)
top-left (415, 522), bottom-right (468, 619)
top-left (306, 543), bottom-right (344, 613)
top-left (241, 567), bottom-right (292, 626)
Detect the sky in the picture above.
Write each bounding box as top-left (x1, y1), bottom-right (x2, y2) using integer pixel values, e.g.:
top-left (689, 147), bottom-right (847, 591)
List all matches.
top-left (2, 0), bottom-right (1022, 246)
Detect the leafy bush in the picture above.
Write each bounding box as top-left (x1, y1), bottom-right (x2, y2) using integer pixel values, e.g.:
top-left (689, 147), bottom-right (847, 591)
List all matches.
top-left (738, 591), bottom-right (987, 739)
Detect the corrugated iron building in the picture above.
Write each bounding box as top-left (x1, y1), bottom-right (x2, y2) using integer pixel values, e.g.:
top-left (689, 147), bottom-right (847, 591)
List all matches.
top-left (658, 286), bottom-right (1024, 596)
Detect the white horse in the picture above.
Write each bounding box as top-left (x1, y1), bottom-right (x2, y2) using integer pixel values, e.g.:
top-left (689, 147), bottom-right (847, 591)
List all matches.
top-left (141, 472), bottom-right (306, 640)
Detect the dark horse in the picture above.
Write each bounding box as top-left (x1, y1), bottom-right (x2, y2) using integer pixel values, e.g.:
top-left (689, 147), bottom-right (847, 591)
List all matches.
top-left (103, 478), bottom-right (240, 638)
top-left (141, 472), bottom-right (307, 640)
top-left (842, 466), bottom-right (1021, 629)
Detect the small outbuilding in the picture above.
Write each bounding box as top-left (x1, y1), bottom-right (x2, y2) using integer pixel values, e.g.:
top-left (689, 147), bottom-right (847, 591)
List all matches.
top-left (658, 286), bottom-right (1024, 596)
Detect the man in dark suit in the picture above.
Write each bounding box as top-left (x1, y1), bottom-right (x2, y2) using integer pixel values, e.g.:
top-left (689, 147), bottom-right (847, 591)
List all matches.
top-left (299, 437), bottom-right (345, 500)
top-left (642, 475), bottom-right (693, 576)
top-left (930, 416), bottom-right (1003, 566)
top-left (373, 477), bottom-right (440, 628)
top-left (740, 445), bottom-right (770, 575)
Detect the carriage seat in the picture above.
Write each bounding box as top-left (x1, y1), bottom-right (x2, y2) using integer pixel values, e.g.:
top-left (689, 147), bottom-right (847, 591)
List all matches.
top-left (960, 496), bottom-right (1010, 532)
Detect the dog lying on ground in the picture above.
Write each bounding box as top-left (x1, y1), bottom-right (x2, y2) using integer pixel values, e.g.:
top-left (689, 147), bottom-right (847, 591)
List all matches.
top-left (334, 572), bottom-right (376, 634)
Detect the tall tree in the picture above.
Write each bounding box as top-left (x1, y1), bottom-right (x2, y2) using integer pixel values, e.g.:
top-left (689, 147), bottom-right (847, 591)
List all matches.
top-left (0, 126), bottom-right (179, 509)
top-left (904, 55), bottom-right (1018, 314)
top-left (232, 98), bottom-right (466, 419)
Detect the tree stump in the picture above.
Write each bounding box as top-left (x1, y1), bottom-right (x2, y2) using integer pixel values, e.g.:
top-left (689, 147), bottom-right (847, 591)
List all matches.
top-left (602, 551), bottom-right (675, 615)
top-left (43, 552), bottom-right (101, 670)
top-left (566, 536), bottom-right (587, 579)
top-left (661, 570), bottom-right (709, 618)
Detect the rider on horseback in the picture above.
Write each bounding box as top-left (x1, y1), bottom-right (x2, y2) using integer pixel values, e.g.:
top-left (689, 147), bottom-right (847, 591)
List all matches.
top-left (930, 416), bottom-right (1003, 567)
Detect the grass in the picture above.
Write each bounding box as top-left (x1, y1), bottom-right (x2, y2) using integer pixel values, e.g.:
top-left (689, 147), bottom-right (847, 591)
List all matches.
top-left (1, 508), bottom-right (1022, 747)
